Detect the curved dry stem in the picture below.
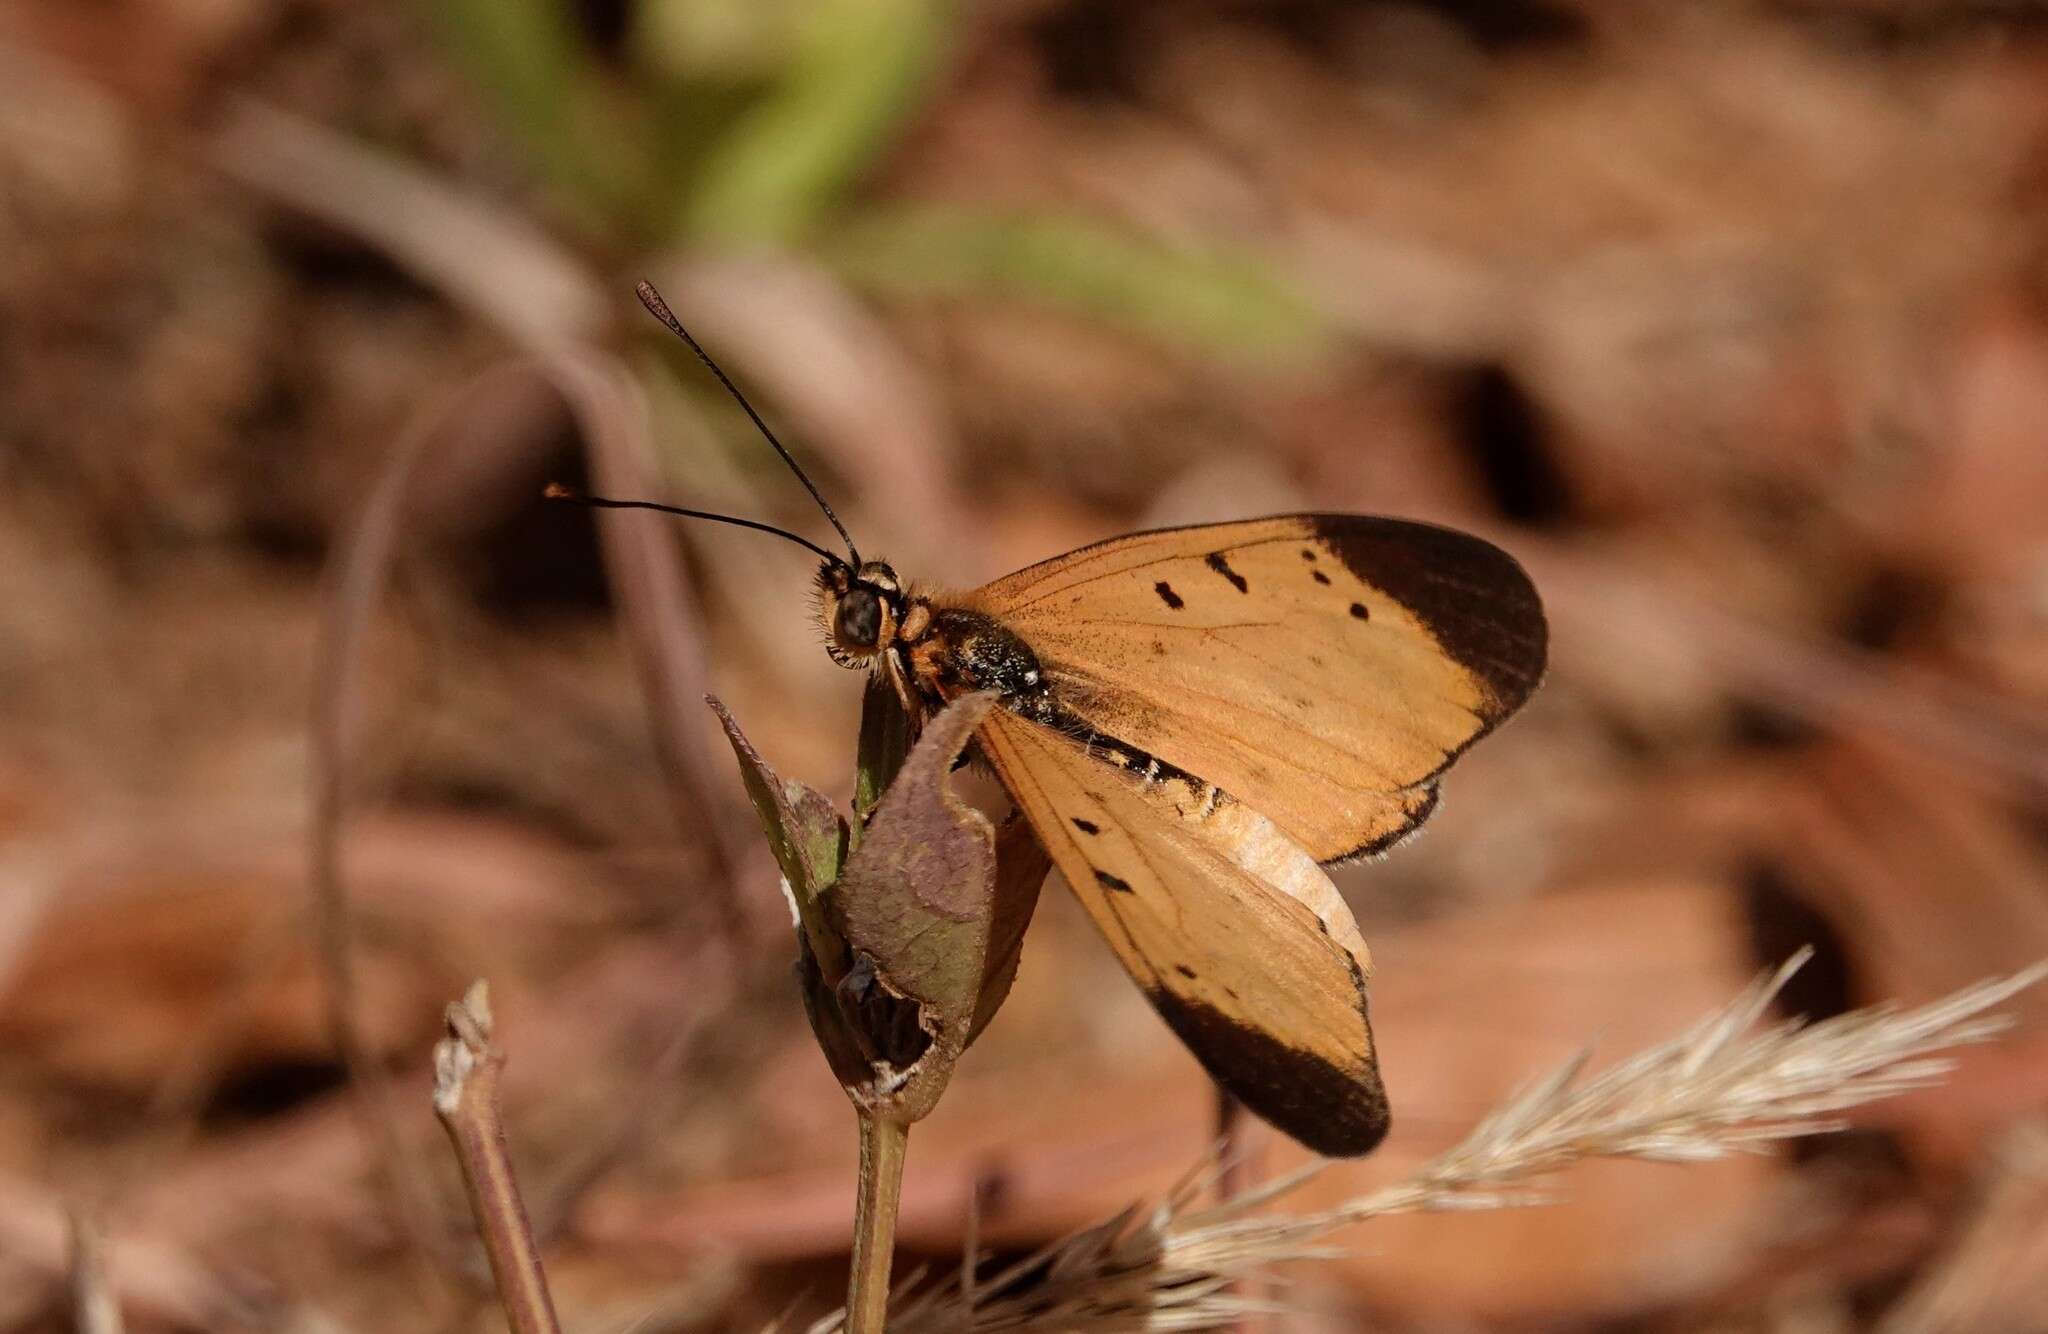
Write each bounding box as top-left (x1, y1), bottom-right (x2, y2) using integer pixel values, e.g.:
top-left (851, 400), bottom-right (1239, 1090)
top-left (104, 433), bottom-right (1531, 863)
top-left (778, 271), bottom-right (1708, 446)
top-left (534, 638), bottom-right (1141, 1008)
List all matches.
top-left (219, 93), bottom-right (752, 943)
top-left (66, 1210), bottom-right (123, 1334)
top-left (208, 97), bottom-right (607, 354)
top-left (224, 92), bottom-right (762, 1264)
top-left (544, 351), bottom-right (749, 930)
top-left (311, 362), bottom-right (550, 1285)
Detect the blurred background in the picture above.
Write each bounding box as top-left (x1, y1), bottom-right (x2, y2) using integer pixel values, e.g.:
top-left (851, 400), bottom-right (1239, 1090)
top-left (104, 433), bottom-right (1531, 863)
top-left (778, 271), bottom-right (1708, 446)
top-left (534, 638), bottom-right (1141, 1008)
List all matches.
top-left (5, 0), bottom-right (2048, 1329)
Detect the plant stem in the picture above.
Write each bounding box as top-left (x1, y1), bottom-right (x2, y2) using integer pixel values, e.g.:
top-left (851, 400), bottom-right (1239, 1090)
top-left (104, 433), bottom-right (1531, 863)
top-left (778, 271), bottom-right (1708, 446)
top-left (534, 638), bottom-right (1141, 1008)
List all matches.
top-left (67, 1210), bottom-right (124, 1334)
top-left (1214, 1086), bottom-right (1250, 1202)
top-left (1214, 1086), bottom-right (1265, 1334)
top-left (848, 1113), bottom-right (911, 1333)
top-left (433, 981), bottom-right (563, 1334)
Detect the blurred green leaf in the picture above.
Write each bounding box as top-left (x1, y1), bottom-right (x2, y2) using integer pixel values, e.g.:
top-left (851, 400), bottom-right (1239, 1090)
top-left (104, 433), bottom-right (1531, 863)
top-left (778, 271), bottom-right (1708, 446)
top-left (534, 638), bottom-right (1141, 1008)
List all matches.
top-left (679, 0), bottom-right (946, 245)
top-left (428, 0), bottom-right (649, 224)
top-left (635, 0), bottom-right (802, 83)
top-left (827, 206), bottom-right (1335, 362)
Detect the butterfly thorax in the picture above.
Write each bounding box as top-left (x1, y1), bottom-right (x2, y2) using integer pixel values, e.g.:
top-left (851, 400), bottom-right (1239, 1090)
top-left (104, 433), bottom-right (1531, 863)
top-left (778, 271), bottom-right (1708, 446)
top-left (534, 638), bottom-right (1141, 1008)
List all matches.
top-left (904, 609), bottom-right (1048, 709)
top-left (819, 559), bottom-right (1053, 718)
top-left (821, 559), bottom-right (1227, 801)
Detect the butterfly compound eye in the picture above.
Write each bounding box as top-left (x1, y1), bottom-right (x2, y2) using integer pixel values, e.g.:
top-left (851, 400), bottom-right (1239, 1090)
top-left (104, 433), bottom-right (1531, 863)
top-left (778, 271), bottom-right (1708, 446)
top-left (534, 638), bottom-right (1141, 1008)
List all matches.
top-left (834, 587), bottom-right (882, 650)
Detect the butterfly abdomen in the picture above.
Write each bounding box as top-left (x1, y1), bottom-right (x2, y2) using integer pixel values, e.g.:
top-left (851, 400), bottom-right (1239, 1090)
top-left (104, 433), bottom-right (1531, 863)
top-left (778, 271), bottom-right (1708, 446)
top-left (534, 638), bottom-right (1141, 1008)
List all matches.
top-left (908, 607), bottom-right (1226, 819)
top-left (911, 607), bottom-right (1216, 785)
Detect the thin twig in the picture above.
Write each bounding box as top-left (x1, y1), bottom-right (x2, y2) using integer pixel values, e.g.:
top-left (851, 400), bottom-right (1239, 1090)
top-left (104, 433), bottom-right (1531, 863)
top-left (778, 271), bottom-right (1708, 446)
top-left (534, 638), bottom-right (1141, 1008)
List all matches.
top-left (67, 1210), bottom-right (124, 1334)
top-left (961, 1173), bottom-right (982, 1314)
top-left (1213, 1091), bottom-right (1250, 1206)
top-left (433, 981), bottom-right (563, 1334)
top-left (849, 1115), bottom-right (912, 1334)
top-left (0, 1174), bottom-right (248, 1329)
top-left (502, 354), bottom-right (757, 1241)
top-left (1212, 1089), bottom-right (1262, 1334)
top-left (310, 368), bottom-right (547, 1287)
top-left (958, 1164), bottom-right (1015, 1317)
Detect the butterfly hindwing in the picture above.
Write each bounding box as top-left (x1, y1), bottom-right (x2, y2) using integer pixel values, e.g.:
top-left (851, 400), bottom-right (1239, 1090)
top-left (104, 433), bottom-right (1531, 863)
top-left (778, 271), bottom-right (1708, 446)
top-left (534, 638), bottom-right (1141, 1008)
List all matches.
top-left (974, 705), bottom-right (1390, 1157)
top-left (965, 515), bottom-right (1545, 862)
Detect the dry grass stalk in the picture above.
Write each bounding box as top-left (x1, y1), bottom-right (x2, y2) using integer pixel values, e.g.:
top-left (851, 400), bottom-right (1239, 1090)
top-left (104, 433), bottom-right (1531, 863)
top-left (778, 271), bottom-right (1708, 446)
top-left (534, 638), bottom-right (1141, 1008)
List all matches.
top-left (1210, 1090), bottom-right (1262, 1334)
top-left (67, 1210), bottom-right (124, 1334)
top-left (433, 981), bottom-right (562, 1334)
top-left (803, 950), bottom-right (2045, 1333)
top-left (207, 97), bottom-right (608, 352)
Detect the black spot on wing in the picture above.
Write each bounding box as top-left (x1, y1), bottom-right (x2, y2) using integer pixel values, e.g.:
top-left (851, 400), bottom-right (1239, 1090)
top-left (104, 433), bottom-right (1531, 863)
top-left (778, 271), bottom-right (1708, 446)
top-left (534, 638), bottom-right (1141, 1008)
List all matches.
top-left (1154, 581), bottom-right (1184, 610)
top-left (1312, 569), bottom-right (1331, 585)
top-left (1175, 964), bottom-right (1198, 979)
top-left (1095, 868), bottom-right (1134, 893)
top-left (1309, 515), bottom-right (1546, 716)
top-left (1146, 988), bottom-right (1389, 1157)
top-left (1072, 817), bottom-right (1100, 835)
top-left (1349, 602), bottom-right (1369, 620)
top-left (1205, 552), bottom-right (1249, 593)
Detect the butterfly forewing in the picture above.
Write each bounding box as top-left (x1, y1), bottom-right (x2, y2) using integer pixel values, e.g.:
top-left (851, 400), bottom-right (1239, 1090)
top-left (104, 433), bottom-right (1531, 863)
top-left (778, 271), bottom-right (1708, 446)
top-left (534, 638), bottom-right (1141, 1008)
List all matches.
top-left (965, 515), bottom-right (1545, 861)
top-left (975, 706), bottom-right (1390, 1157)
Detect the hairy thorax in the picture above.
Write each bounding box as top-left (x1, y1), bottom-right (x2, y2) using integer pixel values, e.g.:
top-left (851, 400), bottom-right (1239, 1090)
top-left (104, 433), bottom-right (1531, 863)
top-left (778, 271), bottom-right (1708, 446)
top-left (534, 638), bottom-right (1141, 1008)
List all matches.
top-left (904, 607), bottom-right (1050, 717)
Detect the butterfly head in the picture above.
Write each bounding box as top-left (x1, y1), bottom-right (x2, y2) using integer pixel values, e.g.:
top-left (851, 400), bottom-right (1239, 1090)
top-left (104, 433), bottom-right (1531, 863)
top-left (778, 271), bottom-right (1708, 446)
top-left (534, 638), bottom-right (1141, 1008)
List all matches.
top-left (818, 559), bottom-right (907, 668)
top-left (565, 283), bottom-right (944, 675)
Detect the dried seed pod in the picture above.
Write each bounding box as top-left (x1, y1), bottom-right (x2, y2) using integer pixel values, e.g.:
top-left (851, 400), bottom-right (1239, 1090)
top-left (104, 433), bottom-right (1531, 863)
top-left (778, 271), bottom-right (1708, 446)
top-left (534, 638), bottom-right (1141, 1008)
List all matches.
top-left (714, 690), bottom-right (1044, 1122)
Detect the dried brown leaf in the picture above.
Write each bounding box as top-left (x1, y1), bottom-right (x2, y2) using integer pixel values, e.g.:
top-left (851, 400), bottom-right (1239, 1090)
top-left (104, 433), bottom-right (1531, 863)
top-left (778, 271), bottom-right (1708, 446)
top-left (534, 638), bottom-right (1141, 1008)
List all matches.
top-left (829, 691), bottom-right (1034, 1122)
top-left (710, 696), bottom-right (848, 932)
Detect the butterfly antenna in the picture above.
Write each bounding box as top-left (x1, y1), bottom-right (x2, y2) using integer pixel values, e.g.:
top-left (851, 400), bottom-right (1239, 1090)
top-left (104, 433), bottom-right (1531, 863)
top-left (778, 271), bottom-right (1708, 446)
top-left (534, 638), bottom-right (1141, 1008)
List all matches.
top-left (634, 280), bottom-right (862, 567)
top-left (544, 484), bottom-right (848, 568)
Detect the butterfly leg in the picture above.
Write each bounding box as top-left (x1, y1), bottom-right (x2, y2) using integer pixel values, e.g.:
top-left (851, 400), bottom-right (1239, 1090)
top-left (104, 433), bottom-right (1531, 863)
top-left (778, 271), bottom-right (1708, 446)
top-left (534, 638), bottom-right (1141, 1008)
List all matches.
top-left (882, 645), bottom-right (926, 737)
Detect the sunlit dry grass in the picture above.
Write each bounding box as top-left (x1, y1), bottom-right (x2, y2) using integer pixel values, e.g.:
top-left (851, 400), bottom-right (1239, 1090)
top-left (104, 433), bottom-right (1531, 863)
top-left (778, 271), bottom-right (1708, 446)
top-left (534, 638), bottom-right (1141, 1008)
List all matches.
top-left (797, 951), bottom-right (2046, 1332)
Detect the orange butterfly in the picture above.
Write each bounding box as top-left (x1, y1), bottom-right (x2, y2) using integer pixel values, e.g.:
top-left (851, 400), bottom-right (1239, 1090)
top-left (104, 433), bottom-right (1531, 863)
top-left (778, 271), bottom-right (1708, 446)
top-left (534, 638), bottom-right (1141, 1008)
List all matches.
top-left (565, 284), bottom-right (1546, 1156)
